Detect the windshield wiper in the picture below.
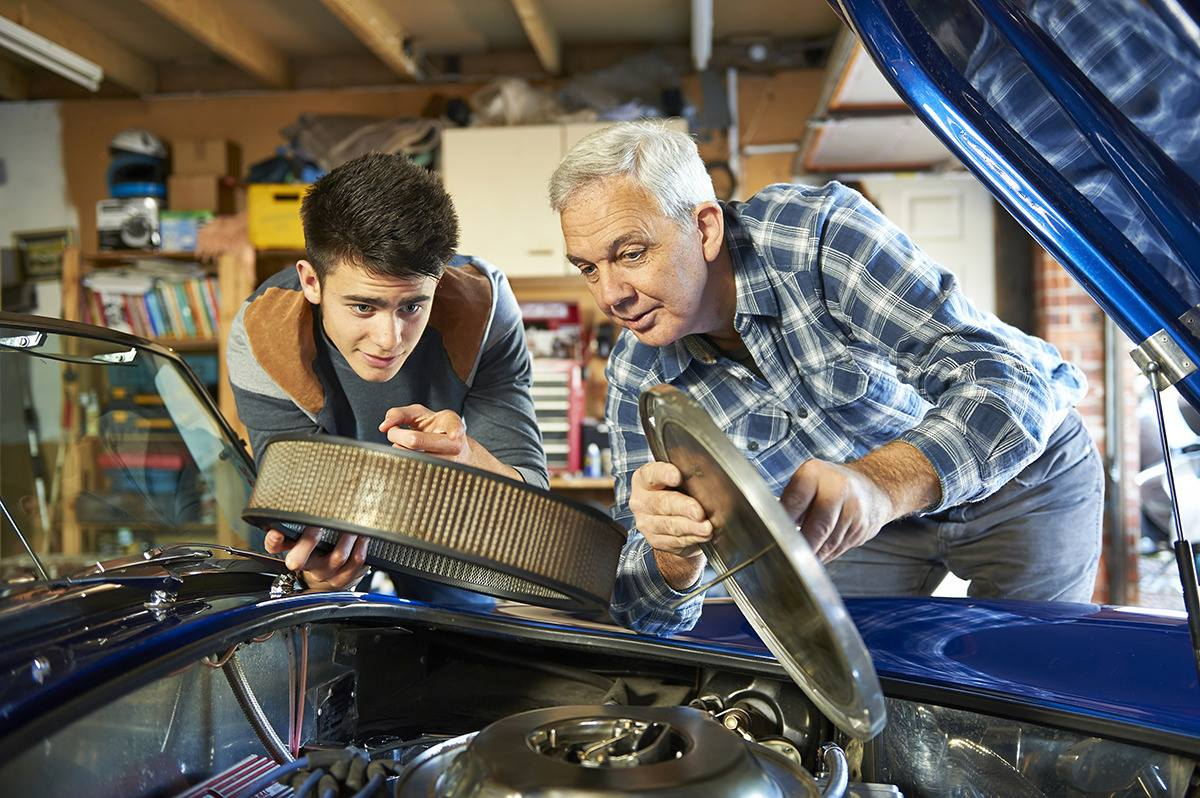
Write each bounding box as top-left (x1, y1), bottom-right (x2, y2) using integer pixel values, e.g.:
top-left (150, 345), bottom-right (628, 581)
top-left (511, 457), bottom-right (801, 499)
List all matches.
top-left (0, 495), bottom-right (48, 581)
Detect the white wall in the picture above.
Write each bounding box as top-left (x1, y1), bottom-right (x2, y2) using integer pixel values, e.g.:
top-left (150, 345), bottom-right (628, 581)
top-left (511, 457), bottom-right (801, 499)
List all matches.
top-left (0, 101), bottom-right (78, 317)
top-left (0, 102), bottom-right (77, 442)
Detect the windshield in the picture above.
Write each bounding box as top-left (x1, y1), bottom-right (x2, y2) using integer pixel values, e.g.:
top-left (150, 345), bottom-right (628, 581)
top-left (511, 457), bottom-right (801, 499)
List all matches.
top-left (0, 321), bottom-right (259, 583)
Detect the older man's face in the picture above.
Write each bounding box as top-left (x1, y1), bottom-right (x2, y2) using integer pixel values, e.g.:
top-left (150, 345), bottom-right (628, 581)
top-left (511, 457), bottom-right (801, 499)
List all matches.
top-left (561, 177), bottom-right (720, 348)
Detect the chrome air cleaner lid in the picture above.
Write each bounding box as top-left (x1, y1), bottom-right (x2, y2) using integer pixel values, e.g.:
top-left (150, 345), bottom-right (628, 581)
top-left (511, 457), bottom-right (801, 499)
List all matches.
top-left (243, 434), bottom-right (625, 613)
top-left (639, 385), bottom-right (886, 740)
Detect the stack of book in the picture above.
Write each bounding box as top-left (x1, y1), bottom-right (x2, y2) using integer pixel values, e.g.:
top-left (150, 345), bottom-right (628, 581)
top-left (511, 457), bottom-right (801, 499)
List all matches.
top-left (81, 260), bottom-right (221, 340)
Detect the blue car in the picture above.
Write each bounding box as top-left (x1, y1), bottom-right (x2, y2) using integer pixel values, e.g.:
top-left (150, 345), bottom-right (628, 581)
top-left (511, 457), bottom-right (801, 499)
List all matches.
top-left (2, 1), bottom-right (1199, 795)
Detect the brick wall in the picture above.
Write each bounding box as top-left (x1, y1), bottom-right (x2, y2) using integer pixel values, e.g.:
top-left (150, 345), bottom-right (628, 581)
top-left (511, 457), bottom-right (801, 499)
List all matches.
top-left (1033, 247), bottom-right (1141, 603)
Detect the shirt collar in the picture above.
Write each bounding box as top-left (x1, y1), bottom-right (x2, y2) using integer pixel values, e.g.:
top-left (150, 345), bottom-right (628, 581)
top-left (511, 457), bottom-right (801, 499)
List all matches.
top-left (657, 203), bottom-right (779, 381)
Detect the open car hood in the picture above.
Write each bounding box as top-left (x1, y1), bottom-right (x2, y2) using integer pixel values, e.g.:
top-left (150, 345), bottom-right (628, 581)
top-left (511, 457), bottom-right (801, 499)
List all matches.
top-left (833, 0), bottom-right (1200, 406)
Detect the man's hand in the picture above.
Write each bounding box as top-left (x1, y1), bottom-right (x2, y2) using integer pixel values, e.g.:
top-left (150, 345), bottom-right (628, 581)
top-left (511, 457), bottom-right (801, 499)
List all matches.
top-left (629, 461), bottom-right (713, 590)
top-left (264, 527), bottom-right (369, 592)
top-left (379, 404), bottom-right (522, 481)
top-left (780, 441), bottom-right (941, 562)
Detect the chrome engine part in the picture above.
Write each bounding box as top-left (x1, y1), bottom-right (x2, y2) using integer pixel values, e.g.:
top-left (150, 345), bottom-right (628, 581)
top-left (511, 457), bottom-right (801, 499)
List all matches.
top-left (393, 704), bottom-right (820, 797)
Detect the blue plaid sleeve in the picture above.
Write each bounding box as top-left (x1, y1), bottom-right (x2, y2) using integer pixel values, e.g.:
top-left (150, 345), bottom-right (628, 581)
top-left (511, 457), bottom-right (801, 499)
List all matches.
top-left (604, 342), bottom-right (705, 635)
top-left (813, 187), bottom-right (1086, 510)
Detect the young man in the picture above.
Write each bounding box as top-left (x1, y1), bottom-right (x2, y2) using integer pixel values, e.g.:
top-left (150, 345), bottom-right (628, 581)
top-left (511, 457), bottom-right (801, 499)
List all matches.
top-left (549, 121), bottom-right (1102, 635)
top-left (228, 152), bottom-right (546, 594)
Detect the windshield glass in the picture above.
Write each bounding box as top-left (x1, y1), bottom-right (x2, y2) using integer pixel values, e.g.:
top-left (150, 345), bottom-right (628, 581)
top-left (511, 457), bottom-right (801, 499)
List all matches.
top-left (0, 322), bottom-right (259, 583)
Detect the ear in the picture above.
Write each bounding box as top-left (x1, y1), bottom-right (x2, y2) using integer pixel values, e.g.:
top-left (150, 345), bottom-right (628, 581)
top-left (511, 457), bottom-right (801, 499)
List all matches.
top-left (695, 202), bottom-right (725, 264)
top-left (296, 260), bottom-right (322, 305)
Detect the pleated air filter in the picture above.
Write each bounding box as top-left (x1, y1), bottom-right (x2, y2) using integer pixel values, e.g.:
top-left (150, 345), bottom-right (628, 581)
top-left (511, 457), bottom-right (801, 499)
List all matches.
top-left (243, 435), bottom-right (626, 612)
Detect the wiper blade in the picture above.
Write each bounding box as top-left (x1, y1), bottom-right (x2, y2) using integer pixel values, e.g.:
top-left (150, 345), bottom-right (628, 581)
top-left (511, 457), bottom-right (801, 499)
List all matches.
top-left (69, 547), bottom-right (212, 579)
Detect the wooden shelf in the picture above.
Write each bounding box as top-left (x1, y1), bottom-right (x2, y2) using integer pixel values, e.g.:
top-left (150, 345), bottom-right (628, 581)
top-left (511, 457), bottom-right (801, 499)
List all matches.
top-left (549, 476), bottom-right (614, 490)
top-left (154, 336), bottom-right (219, 351)
top-left (83, 250), bottom-right (205, 262)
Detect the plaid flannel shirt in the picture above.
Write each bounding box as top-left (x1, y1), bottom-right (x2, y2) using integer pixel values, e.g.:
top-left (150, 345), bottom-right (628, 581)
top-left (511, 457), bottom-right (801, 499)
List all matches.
top-left (606, 182), bottom-right (1086, 635)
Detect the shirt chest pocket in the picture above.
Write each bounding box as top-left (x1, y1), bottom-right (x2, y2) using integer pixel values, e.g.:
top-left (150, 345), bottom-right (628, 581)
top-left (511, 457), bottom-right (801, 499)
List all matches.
top-left (721, 403), bottom-right (792, 457)
top-left (801, 355), bottom-right (924, 443)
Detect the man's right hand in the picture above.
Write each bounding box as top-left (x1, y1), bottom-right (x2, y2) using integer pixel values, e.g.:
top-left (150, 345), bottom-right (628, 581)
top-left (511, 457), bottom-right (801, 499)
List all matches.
top-left (265, 527), bottom-right (369, 592)
top-left (629, 462), bottom-right (713, 590)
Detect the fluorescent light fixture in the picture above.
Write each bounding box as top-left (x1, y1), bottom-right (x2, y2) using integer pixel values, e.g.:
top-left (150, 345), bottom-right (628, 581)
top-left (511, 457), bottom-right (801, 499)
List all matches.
top-left (691, 0), bottom-right (713, 72)
top-left (0, 16), bottom-right (103, 92)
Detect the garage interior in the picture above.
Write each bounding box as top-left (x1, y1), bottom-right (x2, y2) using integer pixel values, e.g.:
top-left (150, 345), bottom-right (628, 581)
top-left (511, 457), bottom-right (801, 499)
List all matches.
top-left (0, 0), bottom-right (1186, 610)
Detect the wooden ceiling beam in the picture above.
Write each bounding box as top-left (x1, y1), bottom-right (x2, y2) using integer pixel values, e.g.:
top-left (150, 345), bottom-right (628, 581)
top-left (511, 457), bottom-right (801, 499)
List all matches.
top-left (138, 0), bottom-right (289, 89)
top-left (0, 53), bottom-right (28, 100)
top-left (510, 0), bottom-right (560, 75)
top-left (319, 0), bottom-right (421, 81)
top-left (0, 0), bottom-right (155, 94)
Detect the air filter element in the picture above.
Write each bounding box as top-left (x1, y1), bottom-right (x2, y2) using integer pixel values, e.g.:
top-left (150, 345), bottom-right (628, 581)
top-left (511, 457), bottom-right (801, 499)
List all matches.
top-left (243, 435), bottom-right (626, 612)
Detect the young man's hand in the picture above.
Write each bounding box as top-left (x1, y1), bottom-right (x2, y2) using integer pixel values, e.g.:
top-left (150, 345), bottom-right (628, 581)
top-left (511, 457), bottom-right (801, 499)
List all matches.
top-left (264, 527), bottom-right (369, 591)
top-left (379, 404), bottom-right (523, 481)
top-left (628, 461), bottom-right (713, 591)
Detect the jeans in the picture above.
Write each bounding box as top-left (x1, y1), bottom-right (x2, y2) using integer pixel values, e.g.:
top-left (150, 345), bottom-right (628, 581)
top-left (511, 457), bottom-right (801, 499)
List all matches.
top-left (825, 410), bottom-right (1104, 603)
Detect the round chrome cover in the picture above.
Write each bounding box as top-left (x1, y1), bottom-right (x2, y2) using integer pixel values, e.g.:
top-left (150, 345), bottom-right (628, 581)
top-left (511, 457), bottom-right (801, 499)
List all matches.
top-left (244, 435), bottom-right (625, 612)
top-left (393, 705), bottom-right (817, 797)
top-left (639, 385), bottom-right (886, 740)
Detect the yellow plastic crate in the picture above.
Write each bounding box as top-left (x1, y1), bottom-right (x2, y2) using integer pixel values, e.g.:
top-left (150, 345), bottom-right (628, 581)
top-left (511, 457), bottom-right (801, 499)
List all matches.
top-left (247, 183), bottom-right (310, 250)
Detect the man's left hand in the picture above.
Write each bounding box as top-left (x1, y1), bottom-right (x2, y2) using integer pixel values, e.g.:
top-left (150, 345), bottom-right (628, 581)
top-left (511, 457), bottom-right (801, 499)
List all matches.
top-left (780, 441), bottom-right (941, 563)
top-left (781, 460), bottom-right (895, 562)
top-left (379, 404), bottom-right (522, 481)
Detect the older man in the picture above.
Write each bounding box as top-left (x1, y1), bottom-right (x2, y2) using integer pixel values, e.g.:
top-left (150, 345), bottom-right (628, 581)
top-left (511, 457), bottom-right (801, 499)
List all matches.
top-left (550, 121), bottom-right (1102, 635)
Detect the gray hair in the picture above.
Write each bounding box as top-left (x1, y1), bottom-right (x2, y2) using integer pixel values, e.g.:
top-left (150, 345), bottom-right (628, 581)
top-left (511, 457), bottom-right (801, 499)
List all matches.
top-left (548, 120), bottom-right (716, 226)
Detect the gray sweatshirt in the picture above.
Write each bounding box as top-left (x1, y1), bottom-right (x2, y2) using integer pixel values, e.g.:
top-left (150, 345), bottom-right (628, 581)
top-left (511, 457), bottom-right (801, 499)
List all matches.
top-left (225, 256), bottom-right (548, 488)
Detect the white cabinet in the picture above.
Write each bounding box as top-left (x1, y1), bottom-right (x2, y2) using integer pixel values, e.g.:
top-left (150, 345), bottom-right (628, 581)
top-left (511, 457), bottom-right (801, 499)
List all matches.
top-left (442, 125), bottom-right (569, 277)
top-left (442, 120), bottom-right (685, 278)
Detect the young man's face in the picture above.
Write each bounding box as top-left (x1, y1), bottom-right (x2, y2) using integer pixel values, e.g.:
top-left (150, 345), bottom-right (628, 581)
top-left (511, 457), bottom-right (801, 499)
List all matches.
top-left (297, 260), bottom-right (438, 382)
top-left (561, 176), bottom-right (727, 348)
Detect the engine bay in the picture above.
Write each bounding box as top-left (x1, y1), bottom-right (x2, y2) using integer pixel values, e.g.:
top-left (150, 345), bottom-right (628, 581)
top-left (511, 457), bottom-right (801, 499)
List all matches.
top-left (3, 615), bottom-right (1193, 798)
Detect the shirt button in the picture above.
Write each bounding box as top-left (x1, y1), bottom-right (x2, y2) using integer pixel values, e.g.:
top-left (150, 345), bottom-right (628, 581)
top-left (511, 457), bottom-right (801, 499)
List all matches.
top-left (793, 407), bottom-right (809, 419)
top-left (748, 441), bottom-right (760, 452)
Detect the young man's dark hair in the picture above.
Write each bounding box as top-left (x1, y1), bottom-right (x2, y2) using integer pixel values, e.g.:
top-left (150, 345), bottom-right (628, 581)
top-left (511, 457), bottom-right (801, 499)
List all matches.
top-left (300, 151), bottom-right (458, 282)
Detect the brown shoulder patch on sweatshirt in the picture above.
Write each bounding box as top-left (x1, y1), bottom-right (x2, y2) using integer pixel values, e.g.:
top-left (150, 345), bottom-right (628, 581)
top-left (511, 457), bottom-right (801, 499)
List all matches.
top-left (243, 287), bottom-right (324, 416)
top-left (428, 263), bottom-right (493, 383)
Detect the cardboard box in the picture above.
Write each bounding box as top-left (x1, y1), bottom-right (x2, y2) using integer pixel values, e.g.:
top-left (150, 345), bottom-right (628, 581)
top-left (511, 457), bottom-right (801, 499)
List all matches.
top-left (160, 210), bottom-right (214, 252)
top-left (168, 174), bottom-right (236, 214)
top-left (247, 183), bottom-right (310, 249)
top-left (172, 138), bottom-right (241, 177)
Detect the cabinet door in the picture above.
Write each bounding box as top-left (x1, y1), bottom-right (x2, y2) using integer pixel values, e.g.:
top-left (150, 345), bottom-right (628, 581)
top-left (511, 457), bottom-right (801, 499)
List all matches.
top-left (442, 125), bottom-right (570, 278)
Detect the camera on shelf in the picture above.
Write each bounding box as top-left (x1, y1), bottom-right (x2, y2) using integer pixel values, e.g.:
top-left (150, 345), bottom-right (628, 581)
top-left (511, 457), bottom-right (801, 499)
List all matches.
top-left (96, 197), bottom-right (162, 251)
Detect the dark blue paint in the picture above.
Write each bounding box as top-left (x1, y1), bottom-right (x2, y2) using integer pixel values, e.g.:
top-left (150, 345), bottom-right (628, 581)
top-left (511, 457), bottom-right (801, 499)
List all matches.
top-left (838, 0), bottom-right (1200, 412)
top-left (3, 584), bottom-right (1199, 748)
top-left (977, 0), bottom-right (1200, 275)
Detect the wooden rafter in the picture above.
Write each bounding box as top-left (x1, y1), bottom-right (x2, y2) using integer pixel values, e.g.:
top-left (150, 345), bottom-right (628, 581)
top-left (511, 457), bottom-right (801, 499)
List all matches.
top-left (0, 0), bottom-right (155, 94)
top-left (510, 0), bottom-right (560, 75)
top-left (320, 0), bottom-right (421, 81)
top-left (138, 0), bottom-right (289, 89)
top-left (0, 52), bottom-right (29, 99)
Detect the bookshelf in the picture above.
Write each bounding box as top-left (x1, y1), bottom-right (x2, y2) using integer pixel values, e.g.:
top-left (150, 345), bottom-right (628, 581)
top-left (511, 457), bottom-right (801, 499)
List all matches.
top-left (61, 243), bottom-right (261, 443)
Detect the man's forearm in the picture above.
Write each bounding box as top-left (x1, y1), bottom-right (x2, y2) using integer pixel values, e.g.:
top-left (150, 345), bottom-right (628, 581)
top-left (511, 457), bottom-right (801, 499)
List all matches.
top-left (655, 549), bottom-right (706, 591)
top-left (848, 440), bottom-right (942, 519)
top-left (464, 435), bottom-right (523, 481)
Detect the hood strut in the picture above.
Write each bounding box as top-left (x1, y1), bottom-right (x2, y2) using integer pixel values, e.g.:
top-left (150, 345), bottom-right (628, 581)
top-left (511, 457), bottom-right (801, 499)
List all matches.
top-left (1145, 362), bottom-right (1200, 682)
